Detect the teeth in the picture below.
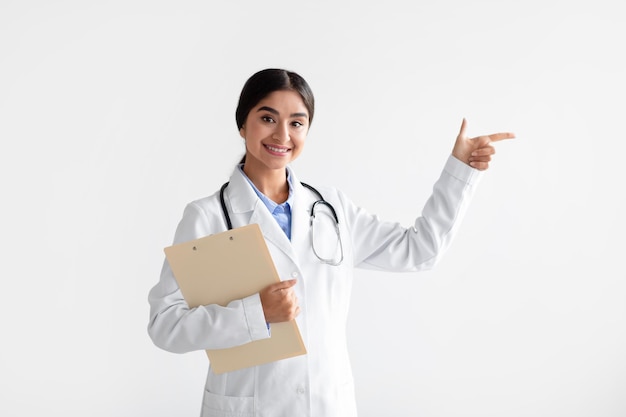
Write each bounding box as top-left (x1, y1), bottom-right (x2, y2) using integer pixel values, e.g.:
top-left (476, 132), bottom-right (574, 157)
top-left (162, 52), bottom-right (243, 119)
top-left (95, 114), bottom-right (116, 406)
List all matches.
top-left (266, 145), bottom-right (288, 153)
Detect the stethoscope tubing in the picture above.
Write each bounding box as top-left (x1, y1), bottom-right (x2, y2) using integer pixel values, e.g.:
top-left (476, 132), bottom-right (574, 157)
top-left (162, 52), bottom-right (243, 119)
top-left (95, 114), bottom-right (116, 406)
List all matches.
top-left (219, 181), bottom-right (339, 231)
top-left (219, 181), bottom-right (344, 266)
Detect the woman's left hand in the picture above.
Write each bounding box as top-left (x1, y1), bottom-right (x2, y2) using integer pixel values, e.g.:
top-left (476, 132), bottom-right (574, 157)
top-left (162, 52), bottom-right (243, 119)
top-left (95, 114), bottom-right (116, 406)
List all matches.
top-left (451, 118), bottom-right (515, 171)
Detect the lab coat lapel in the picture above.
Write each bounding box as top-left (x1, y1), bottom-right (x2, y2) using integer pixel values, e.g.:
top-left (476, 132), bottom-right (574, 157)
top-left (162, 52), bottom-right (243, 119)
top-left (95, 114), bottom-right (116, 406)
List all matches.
top-left (289, 175), bottom-right (313, 258)
top-left (249, 207), bottom-right (296, 261)
top-left (226, 167), bottom-right (298, 263)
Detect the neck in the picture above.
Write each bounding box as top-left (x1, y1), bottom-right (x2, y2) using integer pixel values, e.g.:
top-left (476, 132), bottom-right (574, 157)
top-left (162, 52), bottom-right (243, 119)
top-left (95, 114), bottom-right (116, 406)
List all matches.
top-left (243, 165), bottom-right (289, 203)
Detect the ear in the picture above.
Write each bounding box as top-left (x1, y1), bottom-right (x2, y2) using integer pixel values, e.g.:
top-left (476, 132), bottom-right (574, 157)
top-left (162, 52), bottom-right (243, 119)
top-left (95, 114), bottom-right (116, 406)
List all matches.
top-left (239, 126), bottom-right (246, 139)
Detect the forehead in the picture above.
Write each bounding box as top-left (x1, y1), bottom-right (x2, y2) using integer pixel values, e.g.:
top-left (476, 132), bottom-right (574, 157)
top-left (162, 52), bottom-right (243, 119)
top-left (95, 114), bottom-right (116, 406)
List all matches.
top-left (255, 90), bottom-right (308, 115)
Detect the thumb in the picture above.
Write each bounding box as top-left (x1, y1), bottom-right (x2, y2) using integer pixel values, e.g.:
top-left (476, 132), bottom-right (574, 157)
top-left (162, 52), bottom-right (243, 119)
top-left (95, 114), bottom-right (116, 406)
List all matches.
top-left (458, 118), bottom-right (468, 138)
top-left (273, 279), bottom-right (297, 291)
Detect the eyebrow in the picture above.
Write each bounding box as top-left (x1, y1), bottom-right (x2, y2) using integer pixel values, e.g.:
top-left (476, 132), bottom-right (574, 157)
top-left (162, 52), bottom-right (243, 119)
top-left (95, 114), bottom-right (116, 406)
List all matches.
top-left (257, 106), bottom-right (308, 119)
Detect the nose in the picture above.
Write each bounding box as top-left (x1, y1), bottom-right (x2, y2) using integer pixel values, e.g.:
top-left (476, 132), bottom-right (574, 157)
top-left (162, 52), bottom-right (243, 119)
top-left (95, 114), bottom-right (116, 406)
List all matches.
top-left (273, 122), bottom-right (290, 143)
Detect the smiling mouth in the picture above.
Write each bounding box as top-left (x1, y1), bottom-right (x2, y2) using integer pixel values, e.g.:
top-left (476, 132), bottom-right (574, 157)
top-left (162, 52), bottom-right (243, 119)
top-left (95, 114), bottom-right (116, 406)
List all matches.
top-left (265, 144), bottom-right (290, 153)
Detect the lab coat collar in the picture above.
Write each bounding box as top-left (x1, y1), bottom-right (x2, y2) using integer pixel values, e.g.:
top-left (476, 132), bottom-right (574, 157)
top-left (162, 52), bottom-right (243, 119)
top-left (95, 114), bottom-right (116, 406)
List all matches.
top-left (226, 166), bottom-right (261, 215)
top-left (225, 166), bottom-right (308, 265)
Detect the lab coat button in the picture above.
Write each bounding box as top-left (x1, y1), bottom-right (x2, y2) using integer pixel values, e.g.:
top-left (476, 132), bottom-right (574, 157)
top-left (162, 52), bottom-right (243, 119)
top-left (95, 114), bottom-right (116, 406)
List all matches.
top-left (291, 271), bottom-right (299, 278)
top-left (296, 386), bottom-right (305, 395)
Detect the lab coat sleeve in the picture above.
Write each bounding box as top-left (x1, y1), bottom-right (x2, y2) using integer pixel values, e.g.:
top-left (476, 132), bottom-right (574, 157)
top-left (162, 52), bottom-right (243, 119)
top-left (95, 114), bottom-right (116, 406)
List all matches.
top-left (147, 202), bottom-right (270, 354)
top-left (343, 155), bottom-right (483, 271)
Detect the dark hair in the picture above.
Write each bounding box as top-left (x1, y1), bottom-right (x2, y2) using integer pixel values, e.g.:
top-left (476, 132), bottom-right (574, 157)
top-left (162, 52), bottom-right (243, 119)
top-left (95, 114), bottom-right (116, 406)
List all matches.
top-left (235, 68), bottom-right (315, 130)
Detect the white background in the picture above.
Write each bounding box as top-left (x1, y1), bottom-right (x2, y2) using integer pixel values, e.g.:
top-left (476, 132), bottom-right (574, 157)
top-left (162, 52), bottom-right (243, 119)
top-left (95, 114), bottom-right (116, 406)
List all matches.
top-left (1, 1), bottom-right (625, 416)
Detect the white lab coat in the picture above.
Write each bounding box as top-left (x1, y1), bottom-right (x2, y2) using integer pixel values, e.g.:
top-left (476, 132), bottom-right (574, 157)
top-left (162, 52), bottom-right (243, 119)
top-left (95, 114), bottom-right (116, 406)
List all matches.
top-left (148, 155), bottom-right (482, 417)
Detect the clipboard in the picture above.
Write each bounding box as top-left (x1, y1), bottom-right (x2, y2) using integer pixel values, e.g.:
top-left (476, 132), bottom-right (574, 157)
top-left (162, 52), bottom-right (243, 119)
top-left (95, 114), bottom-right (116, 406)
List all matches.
top-left (164, 223), bottom-right (307, 374)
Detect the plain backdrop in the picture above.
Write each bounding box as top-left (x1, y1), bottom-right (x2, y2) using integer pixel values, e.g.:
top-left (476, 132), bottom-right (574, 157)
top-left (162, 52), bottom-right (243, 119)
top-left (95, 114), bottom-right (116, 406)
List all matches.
top-left (1, 1), bottom-right (624, 416)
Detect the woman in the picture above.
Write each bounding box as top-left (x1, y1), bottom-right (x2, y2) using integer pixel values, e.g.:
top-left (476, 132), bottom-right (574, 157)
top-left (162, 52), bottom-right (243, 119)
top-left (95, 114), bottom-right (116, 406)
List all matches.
top-left (148, 68), bottom-right (514, 417)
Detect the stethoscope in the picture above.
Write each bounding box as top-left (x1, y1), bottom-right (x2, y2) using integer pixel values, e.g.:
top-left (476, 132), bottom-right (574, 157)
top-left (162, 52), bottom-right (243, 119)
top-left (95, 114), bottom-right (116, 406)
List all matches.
top-left (219, 181), bottom-right (344, 266)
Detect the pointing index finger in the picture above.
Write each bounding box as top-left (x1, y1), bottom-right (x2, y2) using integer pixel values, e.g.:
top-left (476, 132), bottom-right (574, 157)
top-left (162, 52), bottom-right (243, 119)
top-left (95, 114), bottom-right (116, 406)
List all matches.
top-left (486, 132), bottom-right (516, 142)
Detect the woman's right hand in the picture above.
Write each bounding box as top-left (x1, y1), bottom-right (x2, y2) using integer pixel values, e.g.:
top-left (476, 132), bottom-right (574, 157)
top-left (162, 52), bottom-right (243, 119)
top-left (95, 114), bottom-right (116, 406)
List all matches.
top-left (451, 118), bottom-right (515, 171)
top-left (259, 279), bottom-right (300, 323)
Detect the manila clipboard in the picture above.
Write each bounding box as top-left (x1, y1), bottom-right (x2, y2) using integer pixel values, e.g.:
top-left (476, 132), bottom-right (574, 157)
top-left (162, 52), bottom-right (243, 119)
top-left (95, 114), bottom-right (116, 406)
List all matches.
top-left (164, 223), bottom-right (307, 374)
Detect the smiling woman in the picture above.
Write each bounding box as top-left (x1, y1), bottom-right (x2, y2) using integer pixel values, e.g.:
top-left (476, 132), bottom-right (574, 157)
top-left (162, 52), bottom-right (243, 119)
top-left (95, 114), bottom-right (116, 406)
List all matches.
top-left (238, 90), bottom-right (310, 201)
top-left (147, 68), bottom-right (514, 417)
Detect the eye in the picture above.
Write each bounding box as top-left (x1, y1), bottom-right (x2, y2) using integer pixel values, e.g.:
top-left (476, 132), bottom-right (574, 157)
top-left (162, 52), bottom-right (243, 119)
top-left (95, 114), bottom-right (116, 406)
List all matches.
top-left (291, 120), bottom-right (305, 128)
top-left (261, 115), bottom-right (275, 123)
